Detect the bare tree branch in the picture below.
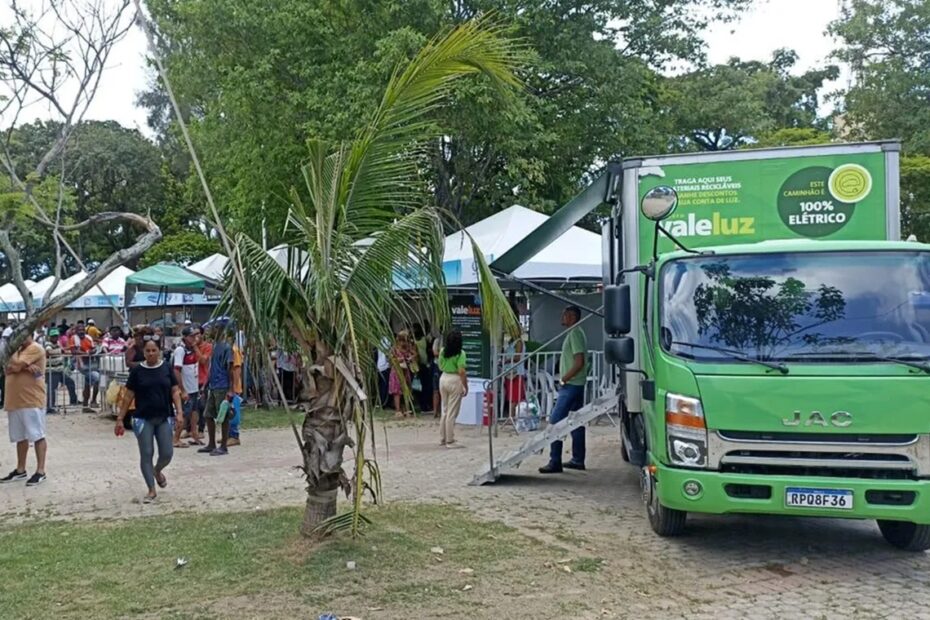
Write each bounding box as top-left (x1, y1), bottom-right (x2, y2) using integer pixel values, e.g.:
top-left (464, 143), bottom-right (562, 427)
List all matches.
top-left (0, 0), bottom-right (150, 363)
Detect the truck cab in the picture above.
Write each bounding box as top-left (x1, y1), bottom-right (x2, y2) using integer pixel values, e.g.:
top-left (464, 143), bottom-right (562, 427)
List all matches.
top-left (598, 142), bottom-right (930, 550)
top-left (622, 239), bottom-right (930, 550)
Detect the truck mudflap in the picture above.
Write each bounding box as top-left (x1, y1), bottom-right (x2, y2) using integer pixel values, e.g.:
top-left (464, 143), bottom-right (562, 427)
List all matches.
top-left (652, 462), bottom-right (930, 525)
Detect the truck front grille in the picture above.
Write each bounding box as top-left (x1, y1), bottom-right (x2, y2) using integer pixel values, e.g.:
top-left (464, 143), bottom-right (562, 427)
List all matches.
top-left (709, 431), bottom-right (930, 479)
top-left (717, 430), bottom-right (919, 445)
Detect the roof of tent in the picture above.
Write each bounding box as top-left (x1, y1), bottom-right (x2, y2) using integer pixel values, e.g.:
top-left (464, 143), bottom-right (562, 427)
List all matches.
top-left (0, 280), bottom-right (36, 312)
top-left (29, 272), bottom-right (86, 305)
top-left (188, 253), bottom-right (228, 281)
top-left (126, 263), bottom-right (214, 293)
top-left (67, 266), bottom-right (135, 309)
top-left (442, 205), bottom-right (602, 286)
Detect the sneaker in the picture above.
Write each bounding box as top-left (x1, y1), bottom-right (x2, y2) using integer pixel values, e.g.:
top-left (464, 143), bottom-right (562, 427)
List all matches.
top-left (538, 463), bottom-right (563, 474)
top-left (564, 461), bottom-right (586, 471)
top-left (26, 472), bottom-right (46, 486)
top-left (227, 437), bottom-right (241, 447)
top-left (210, 447), bottom-right (228, 456)
top-left (197, 445), bottom-right (215, 454)
top-left (0, 469), bottom-right (27, 483)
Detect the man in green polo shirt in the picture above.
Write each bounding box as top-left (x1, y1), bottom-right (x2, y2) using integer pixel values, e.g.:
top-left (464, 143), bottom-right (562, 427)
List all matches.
top-left (540, 305), bottom-right (588, 474)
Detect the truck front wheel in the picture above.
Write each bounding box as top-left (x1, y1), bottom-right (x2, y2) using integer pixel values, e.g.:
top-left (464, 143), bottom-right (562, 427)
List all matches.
top-left (877, 520), bottom-right (930, 552)
top-left (643, 468), bottom-right (687, 536)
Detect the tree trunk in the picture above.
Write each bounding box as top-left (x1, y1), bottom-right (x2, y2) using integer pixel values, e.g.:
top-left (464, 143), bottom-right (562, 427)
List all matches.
top-left (297, 342), bottom-right (350, 537)
top-left (300, 488), bottom-right (338, 538)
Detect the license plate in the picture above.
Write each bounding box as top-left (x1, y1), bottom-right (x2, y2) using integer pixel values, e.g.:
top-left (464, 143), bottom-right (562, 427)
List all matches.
top-left (785, 487), bottom-right (854, 510)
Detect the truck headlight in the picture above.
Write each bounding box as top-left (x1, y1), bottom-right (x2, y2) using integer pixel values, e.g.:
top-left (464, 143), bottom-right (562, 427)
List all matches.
top-left (666, 393), bottom-right (707, 468)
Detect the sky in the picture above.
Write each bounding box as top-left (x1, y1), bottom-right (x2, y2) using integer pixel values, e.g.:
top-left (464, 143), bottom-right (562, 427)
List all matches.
top-left (9, 0), bottom-right (847, 136)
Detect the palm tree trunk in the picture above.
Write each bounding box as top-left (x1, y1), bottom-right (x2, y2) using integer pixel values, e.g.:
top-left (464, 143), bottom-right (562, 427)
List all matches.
top-left (301, 488), bottom-right (338, 537)
top-left (298, 344), bottom-right (350, 537)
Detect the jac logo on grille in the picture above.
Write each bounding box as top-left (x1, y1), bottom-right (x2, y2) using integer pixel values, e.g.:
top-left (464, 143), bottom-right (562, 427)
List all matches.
top-left (783, 411), bottom-right (853, 427)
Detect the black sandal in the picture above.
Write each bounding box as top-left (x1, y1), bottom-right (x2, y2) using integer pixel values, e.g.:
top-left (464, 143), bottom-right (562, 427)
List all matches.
top-left (155, 472), bottom-right (167, 489)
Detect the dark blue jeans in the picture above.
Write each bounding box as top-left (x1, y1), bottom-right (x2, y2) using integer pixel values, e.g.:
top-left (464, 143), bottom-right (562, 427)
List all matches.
top-left (548, 384), bottom-right (586, 466)
top-left (132, 416), bottom-right (174, 490)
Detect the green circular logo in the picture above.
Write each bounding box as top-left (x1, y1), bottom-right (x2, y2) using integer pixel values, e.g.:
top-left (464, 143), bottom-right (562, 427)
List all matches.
top-left (778, 167), bottom-right (855, 238)
top-left (828, 164), bottom-right (872, 203)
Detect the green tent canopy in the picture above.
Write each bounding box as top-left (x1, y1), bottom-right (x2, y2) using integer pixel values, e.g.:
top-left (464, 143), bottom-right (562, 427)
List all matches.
top-left (126, 263), bottom-right (211, 293)
top-left (124, 263), bottom-right (222, 310)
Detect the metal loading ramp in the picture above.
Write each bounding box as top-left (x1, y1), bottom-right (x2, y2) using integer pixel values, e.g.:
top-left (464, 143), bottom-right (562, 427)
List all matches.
top-left (470, 393), bottom-right (619, 486)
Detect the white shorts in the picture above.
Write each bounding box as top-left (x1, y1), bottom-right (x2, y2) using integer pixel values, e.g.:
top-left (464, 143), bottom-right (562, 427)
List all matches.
top-left (8, 408), bottom-right (46, 443)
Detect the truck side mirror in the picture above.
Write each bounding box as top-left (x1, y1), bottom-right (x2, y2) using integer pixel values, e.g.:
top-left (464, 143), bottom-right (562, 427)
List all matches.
top-left (606, 336), bottom-right (635, 365)
top-left (604, 284), bottom-right (631, 335)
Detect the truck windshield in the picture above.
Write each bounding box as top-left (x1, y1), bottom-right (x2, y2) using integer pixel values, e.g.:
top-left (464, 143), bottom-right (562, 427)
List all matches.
top-left (660, 251), bottom-right (930, 364)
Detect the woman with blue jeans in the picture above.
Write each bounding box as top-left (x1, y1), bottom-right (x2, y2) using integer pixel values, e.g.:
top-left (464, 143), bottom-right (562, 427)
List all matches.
top-left (116, 338), bottom-right (184, 503)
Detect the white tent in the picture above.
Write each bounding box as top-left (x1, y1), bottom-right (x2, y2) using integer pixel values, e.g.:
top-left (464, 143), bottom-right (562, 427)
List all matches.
top-left (0, 280), bottom-right (36, 312)
top-left (68, 266), bottom-right (135, 309)
top-left (442, 205), bottom-right (602, 286)
top-left (29, 272), bottom-right (86, 306)
top-left (188, 253), bottom-right (228, 281)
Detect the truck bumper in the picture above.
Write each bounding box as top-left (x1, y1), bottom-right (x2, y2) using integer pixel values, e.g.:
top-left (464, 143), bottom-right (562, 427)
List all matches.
top-left (654, 462), bottom-right (930, 524)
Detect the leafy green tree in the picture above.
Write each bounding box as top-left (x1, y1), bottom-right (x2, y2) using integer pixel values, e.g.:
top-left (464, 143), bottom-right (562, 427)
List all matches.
top-left (140, 231), bottom-right (220, 268)
top-left (830, 0), bottom-right (930, 153)
top-left (902, 155), bottom-right (930, 241)
top-left (830, 0), bottom-right (930, 240)
top-left (141, 0), bottom-right (751, 233)
top-left (4, 120), bottom-right (186, 266)
top-left (667, 49), bottom-right (838, 151)
top-left (752, 127), bottom-right (833, 148)
top-left (0, 175), bottom-right (77, 279)
top-left (224, 19), bottom-right (521, 537)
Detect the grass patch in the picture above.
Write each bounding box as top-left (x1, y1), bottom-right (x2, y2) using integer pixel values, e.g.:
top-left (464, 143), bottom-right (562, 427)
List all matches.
top-left (241, 406), bottom-right (408, 429)
top-left (571, 557), bottom-right (606, 573)
top-left (240, 406), bottom-right (305, 430)
top-left (0, 503), bottom-right (554, 619)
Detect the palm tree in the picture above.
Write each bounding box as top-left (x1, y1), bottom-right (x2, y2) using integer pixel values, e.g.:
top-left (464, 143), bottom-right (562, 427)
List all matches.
top-left (224, 18), bottom-right (523, 537)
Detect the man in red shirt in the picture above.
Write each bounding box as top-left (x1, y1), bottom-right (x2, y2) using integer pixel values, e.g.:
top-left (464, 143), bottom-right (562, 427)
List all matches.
top-left (72, 324), bottom-right (99, 411)
top-left (194, 328), bottom-right (213, 436)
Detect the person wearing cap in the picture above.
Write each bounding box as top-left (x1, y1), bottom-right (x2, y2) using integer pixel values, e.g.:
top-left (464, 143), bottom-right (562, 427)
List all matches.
top-left (172, 326), bottom-right (203, 448)
top-left (45, 327), bottom-right (77, 413)
top-left (86, 319), bottom-right (102, 340)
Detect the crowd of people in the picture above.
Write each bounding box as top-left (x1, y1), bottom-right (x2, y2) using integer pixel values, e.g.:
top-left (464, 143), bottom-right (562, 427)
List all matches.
top-left (0, 318), bottom-right (247, 500)
top-left (1, 302), bottom-right (591, 499)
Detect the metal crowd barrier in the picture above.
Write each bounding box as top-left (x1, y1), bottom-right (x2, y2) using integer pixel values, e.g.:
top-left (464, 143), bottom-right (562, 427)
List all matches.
top-left (490, 349), bottom-right (609, 433)
top-left (45, 352), bottom-right (129, 415)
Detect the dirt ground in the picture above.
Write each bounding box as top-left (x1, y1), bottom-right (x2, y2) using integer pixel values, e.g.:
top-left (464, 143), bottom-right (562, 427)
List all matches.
top-left (3, 412), bottom-right (930, 619)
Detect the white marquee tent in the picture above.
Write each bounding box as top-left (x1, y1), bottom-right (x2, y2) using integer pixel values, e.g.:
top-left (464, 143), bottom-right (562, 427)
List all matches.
top-left (442, 205), bottom-right (602, 287)
top-left (189, 207), bottom-right (603, 292)
top-left (67, 265), bottom-right (136, 309)
top-left (0, 280), bottom-right (36, 312)
top-left (188, 253), bottom-right (228, 281)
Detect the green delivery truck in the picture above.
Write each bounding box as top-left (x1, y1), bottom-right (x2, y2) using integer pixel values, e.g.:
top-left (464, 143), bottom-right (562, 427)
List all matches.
top-left (600, 141), bottom-right (930, 550)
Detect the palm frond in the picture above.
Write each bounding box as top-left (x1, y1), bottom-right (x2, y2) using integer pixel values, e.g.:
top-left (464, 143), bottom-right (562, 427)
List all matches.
top-left (342, 15), bottom-right (526, 235)
top-left (471, 237), bottom-right (520, 339)
top-left (222, 17), bottom-right (524, 540)
top-left (313, 511), bottom-right (373, 537)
